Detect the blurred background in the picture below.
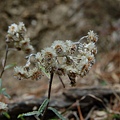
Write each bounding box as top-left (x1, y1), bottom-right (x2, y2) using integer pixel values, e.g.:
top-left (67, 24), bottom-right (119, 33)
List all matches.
top-left (0, 0), bottom-right (119, 101)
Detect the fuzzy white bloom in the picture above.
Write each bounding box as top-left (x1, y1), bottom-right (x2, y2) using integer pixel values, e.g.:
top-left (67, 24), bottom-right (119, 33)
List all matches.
top-left (18, 22), bottom-right (26, 32)
top-left (24, 45), bottom-right (34, 54)
top-left (66, 40), bottom-right (77, 55)
top-left (80, 63), bottom-right (91, 77)
top-left (20, 38), bottom-right (30, 47)
top-left (66, 66), bottom-right (78, 74)
top-left (14, 66), bottom-right (42, 80)
top-left (66, 65), bottom-right (78, 86)
top-left (14, 66), bottom-right (28, 79)
top-left (28, 67), bottom-right (42, 80)
top-left (80, 56), bottom-right (88, 66)
top-left (14, 66), bottom-right (26, 74)
top-left (41, 47), bottom-right (56, 59)
top-left (6, 22), bottom-right (34, 54)
top-left (54, 64), bottom-right (66, 76)
top-left (51, 40), bottom-right (66, 56)
top-left (20, 38), bottom-right (34, 54)
top-left (85, 42), bottom-right (95, 51)
top-left (41, 47), bottom-right (57, 67)
top-left (35, 52), bottom-right (43, 63)
top-left (62, 56), bottom-right (74, 65)
top-left (91, 47), bottom-right (97, 55)
top-left (8, 23), bottom-right (19, 35)
top-left (85, 51), bottom-right (94, 60)
top-left (75, 55), bottom-right (88, 71)
top-left (42, 47), bottom-right (56, 57)
top-left (87, 30), bottom-right (98, 42)
top-left (28, 67), bottom-right (38, 77)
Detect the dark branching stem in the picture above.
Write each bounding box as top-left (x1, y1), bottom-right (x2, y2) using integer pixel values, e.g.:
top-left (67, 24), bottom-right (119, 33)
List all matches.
top-left (41, 72), bottom-right (54, 120)
top-left (58, 75), bottom-right (65, 88)
top-left (48, 72), bottom-right (54, 99)
top-left (0, 44), bottom-right (9, 78)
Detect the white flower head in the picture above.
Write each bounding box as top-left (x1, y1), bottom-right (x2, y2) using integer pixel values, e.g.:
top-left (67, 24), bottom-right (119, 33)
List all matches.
top-left (14, 66), bottom-right (28, 80)
top-left (35, 52), bottom-right (43, 63)
top-left (8, 23), bottom-right (19, 35)
top-left (66, 66), bottom-right (78, 86)
top-left (62, 56), bottom-right (74, 65)
top-left (79, 63), bottom-right (91, 77)
top-left (28, 67), bottom-right (42, 80)
top-left (87, 30), bottom-right (98, 43)
top-left (52, 63), bottom-right (65, 76)
top-left (66, 40), bottom-right (77, 55)
top-left (85, 42), bottom-right (95, 51)
top-left (20, 38), bottom-right (30, 47)
top-left (24, 45), bottom-right (34, 54)
top-left (18, 22), bottom-right (26, 33)
top-left (66, 66), bottom-right (78, 75)
top-left (75, 55), bottom-right (88, 72)
top-left (80, 56), bottom-right (88, 66)
top-left (41, 47), bottom-right (56, 65)
top-left (51, 40), bottom-right (66, 56)
top-left (91, 47), bottom-right (97, 55)
top-left (85, 51), bottom-right (94, 60)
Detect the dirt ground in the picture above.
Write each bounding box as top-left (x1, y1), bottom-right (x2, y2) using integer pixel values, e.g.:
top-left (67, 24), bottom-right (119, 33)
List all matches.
top-left (0, 0), bottom-right (120, 119)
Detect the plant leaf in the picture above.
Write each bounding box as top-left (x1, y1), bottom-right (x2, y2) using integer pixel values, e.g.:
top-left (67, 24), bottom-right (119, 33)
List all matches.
top-left (2, 112), bottom-right (10, 119)
top-left (0, 78), bottom-right (2, 88)
top-left (37, 99), bottom-right (49, 116)
top-left (18, 99), bottom-right (49, 119)
top-left (38, 63), bottom-right (50, 79)
top-left (18, 111), bottom-right (38, 118)
top-left (1, 88), bottom-right (11, 98)
top-left (4, 63), bottom-right (16, 70)
top-left (48, 107), bottom-right (66, 120)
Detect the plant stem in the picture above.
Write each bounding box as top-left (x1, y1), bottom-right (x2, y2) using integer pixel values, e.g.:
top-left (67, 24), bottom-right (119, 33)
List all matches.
top-left (58, 75), bottom-right (65, 88)
top-left (0, 44), bottom-right (9, 78)
top-left (48, 72), bottom-right (54, 99)
top-left (41, 72), bottom-right (54, 120)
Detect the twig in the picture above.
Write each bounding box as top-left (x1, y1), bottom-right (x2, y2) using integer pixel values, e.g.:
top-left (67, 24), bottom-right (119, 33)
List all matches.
top-left (76, 100), bottom-right (84, 120)
top-left (0, 44), bottom-right (9, 78)
top-left (85, 106), bottom-right (95, 120)
top-left (95, 72), bottom-right (120, 102)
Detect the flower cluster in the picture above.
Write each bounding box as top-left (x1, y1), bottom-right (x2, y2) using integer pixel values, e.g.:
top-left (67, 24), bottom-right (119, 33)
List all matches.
top-left (14, 66), bottom-right (42, 80)
top-left (6, 22), bottom-right (34, 54)
top-left (14, 29), bottom-right (98, 86)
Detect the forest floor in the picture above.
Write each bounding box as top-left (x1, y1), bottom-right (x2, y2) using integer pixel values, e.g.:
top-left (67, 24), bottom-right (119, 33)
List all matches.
top-left (0, 0), bottom-right (120, 119)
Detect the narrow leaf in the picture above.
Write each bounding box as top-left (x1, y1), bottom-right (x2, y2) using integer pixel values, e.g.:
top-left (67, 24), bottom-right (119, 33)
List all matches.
top-left (48, 107), bottom-right (66, 120)
top-left (20, 116), bottom-right (25, 120)
top-left (37, 99), bottom-right (49, 116)
top-left (0, 78), bottom-right (2, 88)
top-left (38, 63), bottom-right (50, 79)
top-left (4, 63), bottom-right (16, 70)
top-left (1, 88), bottom-right (11, 98)
top-left (18, 111), bottom-right (38, 118)
top-left (3, 112), bottom-right (10, 119)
